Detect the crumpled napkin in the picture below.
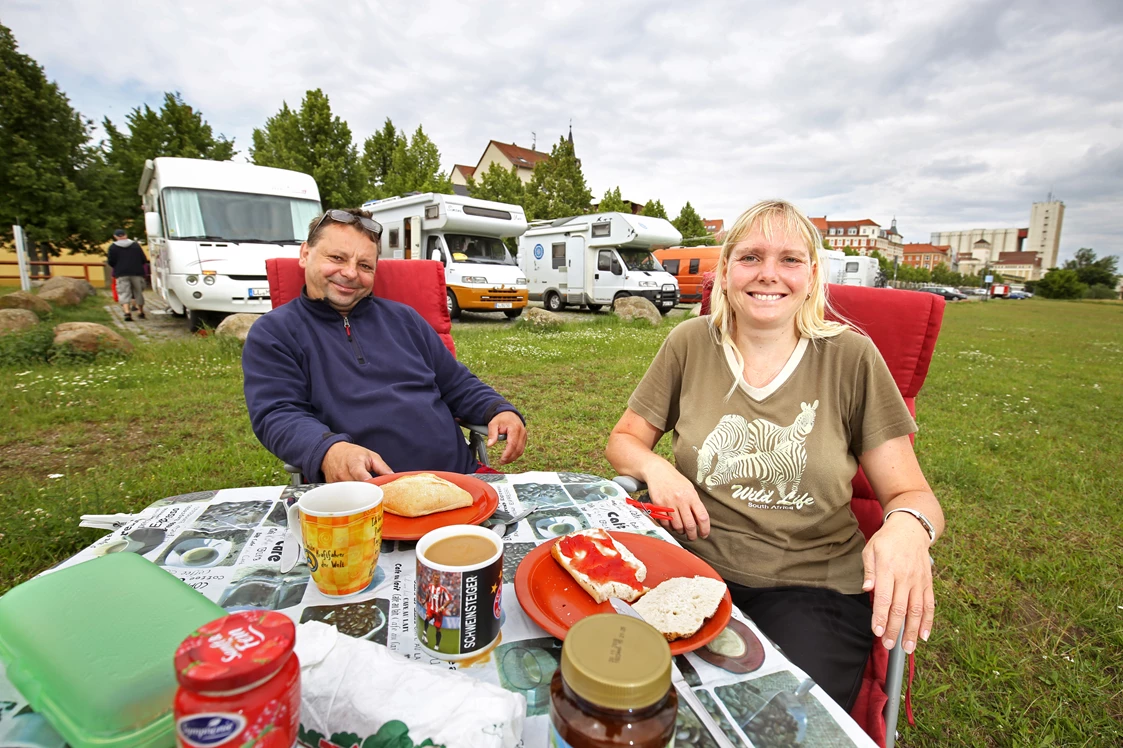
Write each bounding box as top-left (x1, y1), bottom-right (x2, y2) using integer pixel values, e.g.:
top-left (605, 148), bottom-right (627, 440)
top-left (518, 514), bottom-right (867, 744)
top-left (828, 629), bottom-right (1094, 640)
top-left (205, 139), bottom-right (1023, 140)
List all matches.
top-left (295, 621), bottom-right (525, 748)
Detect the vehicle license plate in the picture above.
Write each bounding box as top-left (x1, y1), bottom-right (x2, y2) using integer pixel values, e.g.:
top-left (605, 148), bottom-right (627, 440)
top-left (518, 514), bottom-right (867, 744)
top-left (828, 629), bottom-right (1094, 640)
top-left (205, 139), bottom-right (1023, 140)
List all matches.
top-left (496, 302), bottom-right (513, 309)
top-left (248, 287), bottom-right (269, 298)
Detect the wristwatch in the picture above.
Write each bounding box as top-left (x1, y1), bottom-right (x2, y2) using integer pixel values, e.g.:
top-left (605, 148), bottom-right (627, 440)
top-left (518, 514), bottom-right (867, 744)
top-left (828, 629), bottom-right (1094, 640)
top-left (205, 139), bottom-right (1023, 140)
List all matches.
top-left (883, 508), bottom-right (936, 545)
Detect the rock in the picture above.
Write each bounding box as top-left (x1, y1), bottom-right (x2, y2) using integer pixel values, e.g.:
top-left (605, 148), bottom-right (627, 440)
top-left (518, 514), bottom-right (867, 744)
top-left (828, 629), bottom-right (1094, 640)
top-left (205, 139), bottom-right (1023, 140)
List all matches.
top-left (52, 322), bottom-right (133, 355)
top-left (39, 276), bottom-right (96, 300)
top-left (523, 307), bottom-right (563, 328)
top-left (0, 291), bottom-right (52, 318)
top-left (613, 296), bottom-right (662, 325)
top-left (215, 313), bottom-right (260, 342)
top-left (38, 284), bottom-right (84, 307)
top-left (0, 308), bottom-right (40, 335)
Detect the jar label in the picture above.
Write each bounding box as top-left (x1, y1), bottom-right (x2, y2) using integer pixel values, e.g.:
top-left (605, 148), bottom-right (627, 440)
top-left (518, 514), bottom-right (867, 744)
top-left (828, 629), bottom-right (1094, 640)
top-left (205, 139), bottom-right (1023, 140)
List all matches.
top-left (177, 713), bottom-right (246, 747)
top-left (548, 720), bottom-right (675, 748)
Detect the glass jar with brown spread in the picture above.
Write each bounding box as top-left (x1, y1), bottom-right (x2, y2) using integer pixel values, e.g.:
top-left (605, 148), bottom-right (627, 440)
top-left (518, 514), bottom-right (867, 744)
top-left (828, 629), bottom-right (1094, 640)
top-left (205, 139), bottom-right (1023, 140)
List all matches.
top-left (550, 614), bottom-right (678, 747)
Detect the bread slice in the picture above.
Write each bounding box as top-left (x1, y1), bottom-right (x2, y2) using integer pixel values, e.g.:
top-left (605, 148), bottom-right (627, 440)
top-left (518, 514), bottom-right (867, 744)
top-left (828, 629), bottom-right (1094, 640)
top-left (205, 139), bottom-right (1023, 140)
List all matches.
top-left (381, 473), bottom-right (474, 518)
top-left (632, 576), bottom-right (728, 641)
top-left (551, 528), bottom-right (648, 604)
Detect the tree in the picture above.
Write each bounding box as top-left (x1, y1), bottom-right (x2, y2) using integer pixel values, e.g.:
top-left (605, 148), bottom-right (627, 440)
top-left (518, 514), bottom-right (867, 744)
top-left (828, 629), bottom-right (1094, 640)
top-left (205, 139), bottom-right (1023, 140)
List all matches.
top-left (673, 201), bottom-right (710, 247)
top-left (467, 162), bottom-right (525, 204)
top-left (841, 245), bottom-right (859, 256)
top-left (523, 136), bottom-right (593, 221)
top-left (376, 125), bottom-right (454, 198)
top-left (1, 23), bottom-right (111, 261)
top-left (596, 186), bottom-right (630, 213)
top-left (250, 89), bottom-right (366, 209)
top-left (1035, 268), bottom-right (1087, 299)
top-left (361, 118), bottom-right (400, 190)
top-left (1063, 247), bottom-right (1119, 288)
top-left (103, 92), bottom-right (235, 234)
top-left (641, 199), bottom-right (668, 219)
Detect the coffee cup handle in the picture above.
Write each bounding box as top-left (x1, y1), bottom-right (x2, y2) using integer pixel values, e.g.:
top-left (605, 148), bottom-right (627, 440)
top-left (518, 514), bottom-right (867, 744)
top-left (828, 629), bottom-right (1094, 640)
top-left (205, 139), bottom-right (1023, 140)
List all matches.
top-left (286, 503), bottom-right (303, 546)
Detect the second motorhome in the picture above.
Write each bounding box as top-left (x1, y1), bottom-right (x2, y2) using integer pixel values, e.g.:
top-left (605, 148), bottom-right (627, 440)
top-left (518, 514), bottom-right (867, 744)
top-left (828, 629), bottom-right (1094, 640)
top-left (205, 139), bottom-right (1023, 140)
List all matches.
top-left (822, 250), bottom-right (882, 287)
top-left (518, 212), bottom-right (681, 313)
top-left (361, 193), bottom-right (528, 318)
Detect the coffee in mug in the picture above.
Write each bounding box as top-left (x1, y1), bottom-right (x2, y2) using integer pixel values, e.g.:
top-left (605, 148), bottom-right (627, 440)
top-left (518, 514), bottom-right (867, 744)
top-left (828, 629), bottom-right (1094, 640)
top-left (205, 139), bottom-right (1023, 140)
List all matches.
top-left (415, 525), bottom-right (503, 661)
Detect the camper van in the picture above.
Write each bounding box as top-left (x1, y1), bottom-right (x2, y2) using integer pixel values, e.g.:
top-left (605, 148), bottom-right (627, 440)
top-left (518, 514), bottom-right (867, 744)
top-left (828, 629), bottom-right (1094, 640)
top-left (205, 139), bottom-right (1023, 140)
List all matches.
top-left (822, 250), bottom-right (882, 287)
top-left (653, 246), bottom-right (720, 303)
top-left (361, 193), bottom-right (528, 319)
top-left (518, 212), bottom-right (681, 313)
top-left (139, 157), bottom-right (321, 330)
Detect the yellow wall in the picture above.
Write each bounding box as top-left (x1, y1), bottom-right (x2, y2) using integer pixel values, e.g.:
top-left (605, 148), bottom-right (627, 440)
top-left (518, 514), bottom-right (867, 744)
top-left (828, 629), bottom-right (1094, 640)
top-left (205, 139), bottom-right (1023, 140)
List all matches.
top-left (0, 244), bottom-right (111, 287)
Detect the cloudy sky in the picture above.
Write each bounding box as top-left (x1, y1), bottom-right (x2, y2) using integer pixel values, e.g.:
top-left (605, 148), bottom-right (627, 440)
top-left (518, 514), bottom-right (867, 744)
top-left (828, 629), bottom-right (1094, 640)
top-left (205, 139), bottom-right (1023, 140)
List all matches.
top-left (5, 0), bottom-right (1122, 264)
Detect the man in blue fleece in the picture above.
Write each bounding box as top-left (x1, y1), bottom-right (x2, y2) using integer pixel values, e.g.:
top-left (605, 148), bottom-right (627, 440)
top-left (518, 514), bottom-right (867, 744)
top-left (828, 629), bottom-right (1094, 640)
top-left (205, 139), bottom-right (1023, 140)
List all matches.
top-left (242, 208), bottom-right (527, 483)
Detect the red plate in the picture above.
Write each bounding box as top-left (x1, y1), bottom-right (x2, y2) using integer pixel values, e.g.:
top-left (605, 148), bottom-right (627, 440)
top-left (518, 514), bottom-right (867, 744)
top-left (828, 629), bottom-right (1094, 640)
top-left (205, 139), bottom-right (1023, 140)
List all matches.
top-left (514, 530), bottom-right (733, 655)
top-left (367, 471), bottom-right (499, 541)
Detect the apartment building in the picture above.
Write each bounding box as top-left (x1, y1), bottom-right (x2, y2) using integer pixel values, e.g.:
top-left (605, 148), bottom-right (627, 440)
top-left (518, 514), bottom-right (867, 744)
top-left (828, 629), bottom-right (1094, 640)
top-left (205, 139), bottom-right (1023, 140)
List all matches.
top-left (810, 217), bottom-right (904, 262)
top-left (903, 243), bottom-right (951, 270)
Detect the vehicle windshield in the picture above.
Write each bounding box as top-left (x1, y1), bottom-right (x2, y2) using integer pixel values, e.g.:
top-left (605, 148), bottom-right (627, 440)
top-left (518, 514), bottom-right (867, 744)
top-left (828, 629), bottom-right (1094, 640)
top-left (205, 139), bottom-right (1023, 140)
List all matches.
top-left (617, 249), bottom-right (662, 272)
top-left (444, 234), bottom-right (515, 265)
top-left (162, 187), bottom-right (321, 243)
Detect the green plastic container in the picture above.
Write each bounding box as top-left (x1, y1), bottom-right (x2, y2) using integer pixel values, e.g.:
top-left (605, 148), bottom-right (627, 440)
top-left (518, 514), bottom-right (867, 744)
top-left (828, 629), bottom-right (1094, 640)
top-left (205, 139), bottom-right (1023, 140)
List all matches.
top-left (0, 553), bottom-right (226, 748)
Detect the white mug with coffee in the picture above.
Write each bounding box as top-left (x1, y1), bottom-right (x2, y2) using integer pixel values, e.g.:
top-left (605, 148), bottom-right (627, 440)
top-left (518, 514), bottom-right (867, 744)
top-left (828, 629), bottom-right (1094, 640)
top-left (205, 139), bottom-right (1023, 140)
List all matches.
top-left (415, 524), bottom-right (504, 661)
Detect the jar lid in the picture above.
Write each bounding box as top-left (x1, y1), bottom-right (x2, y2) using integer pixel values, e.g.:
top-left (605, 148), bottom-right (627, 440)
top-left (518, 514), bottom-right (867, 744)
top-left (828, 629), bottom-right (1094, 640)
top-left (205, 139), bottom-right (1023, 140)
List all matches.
top-left (175, 611), bottom-right (295, 693)
top-left (561, 614), bottom-right (671, 710)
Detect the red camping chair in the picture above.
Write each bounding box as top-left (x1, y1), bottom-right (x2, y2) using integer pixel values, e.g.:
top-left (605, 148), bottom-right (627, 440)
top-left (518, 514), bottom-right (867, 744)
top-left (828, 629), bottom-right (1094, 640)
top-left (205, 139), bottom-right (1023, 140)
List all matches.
top-left (263, 257), bottom-right (497, 479)
top-left (634, 274), bottom-right (944, 748)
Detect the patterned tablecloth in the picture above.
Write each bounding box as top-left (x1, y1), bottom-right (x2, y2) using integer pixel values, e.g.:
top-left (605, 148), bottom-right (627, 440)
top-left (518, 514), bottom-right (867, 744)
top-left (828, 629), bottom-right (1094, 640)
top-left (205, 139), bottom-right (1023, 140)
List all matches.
top-left (0, 471), bottom-right (875, 748)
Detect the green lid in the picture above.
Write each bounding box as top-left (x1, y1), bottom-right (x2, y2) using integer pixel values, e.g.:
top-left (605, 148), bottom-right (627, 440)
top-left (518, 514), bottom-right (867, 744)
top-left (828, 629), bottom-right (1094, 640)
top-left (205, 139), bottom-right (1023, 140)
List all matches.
top-left (561, 614), bottom-right (672, 710)
top-left (0, 553), bottom-right (226, 748)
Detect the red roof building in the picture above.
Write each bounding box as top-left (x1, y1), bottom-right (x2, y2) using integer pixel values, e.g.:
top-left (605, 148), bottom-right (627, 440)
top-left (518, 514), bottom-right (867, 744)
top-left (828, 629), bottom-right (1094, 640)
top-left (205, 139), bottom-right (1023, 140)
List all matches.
top-left (812, 217), bottom-right (905, 261)
top-left (903, 243), bottom-right (951, 270)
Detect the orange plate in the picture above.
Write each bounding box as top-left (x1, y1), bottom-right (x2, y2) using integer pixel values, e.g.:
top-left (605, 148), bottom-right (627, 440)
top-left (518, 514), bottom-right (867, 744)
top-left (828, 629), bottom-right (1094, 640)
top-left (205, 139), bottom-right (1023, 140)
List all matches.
top-left (367, 471), bottom-right (499, 541)
top-left (514, 530), bottom-right (733, 655)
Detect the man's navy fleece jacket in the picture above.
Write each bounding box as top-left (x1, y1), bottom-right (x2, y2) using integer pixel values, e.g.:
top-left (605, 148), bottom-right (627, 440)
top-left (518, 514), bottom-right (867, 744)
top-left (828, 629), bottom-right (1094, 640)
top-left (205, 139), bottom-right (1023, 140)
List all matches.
top-left (242, 291), bottom-right (522, 482)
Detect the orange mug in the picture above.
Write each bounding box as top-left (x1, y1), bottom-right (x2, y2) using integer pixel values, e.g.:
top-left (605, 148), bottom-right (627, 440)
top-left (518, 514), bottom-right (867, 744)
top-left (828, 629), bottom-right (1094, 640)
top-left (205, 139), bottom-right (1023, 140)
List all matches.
top-left (286, 482), bottom-right (384, 597)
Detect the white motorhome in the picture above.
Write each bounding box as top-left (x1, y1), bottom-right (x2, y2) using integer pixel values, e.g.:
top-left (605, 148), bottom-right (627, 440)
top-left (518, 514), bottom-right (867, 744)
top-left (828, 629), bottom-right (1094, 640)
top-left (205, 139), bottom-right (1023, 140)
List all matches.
top-left (361, 193), bottom-right (528, 319)
top-left (139, 157), bottom-right (321, 329)
top-left (518, 212), bottom-right (681, 313)
top-left (823, 250), bottom-right (882, 287)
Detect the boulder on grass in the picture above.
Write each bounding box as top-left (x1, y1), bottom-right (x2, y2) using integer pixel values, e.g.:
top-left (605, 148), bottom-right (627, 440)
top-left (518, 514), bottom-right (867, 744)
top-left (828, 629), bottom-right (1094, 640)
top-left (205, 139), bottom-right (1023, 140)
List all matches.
top-left (613, 296), bottom-right (662, 325)
top-left (39, 276), bottom-right (96, 301)
top-left (0, 308), bottom-right (40, 335)
top-left (524, 307), bottom-right (563, 328)
top-left (38, 284), bottom-right (84, 307)
top-left (0, 291), bottom-right (52, 318)
top-left (215, 313), bottom-right (260, 342)
top-left (53, 322), bottom-right (133, 355)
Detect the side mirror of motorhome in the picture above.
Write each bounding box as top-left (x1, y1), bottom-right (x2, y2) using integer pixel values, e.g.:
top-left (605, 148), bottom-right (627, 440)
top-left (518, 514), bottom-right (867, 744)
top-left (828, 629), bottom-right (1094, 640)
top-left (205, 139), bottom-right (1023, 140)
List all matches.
top-left (144, 212), bottom-right (163, 239)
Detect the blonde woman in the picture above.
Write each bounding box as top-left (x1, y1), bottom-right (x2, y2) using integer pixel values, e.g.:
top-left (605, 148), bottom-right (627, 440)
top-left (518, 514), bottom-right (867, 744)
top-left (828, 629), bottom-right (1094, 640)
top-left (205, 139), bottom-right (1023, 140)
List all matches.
top-left (606, 199), bottom-right (943, 710)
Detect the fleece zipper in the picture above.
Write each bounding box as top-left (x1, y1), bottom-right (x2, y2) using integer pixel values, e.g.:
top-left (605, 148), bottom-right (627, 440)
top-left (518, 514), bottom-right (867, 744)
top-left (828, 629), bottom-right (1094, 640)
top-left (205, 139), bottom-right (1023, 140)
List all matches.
top-left (342, 316), bottom-right (366, 364)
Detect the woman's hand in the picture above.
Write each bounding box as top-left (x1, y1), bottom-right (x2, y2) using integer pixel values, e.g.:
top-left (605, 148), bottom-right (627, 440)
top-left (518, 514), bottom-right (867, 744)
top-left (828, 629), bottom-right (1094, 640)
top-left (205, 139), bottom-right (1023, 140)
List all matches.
top-left (862, 512), bottom-right (934, 654)
top-left (644, 459), bottom-right (710, 541)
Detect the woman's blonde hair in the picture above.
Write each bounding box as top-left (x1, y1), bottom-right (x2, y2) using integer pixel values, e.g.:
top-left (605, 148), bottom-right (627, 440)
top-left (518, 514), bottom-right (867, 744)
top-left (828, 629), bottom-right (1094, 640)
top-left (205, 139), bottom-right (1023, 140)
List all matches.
top-left (709, 199), bottom-right (848, 349)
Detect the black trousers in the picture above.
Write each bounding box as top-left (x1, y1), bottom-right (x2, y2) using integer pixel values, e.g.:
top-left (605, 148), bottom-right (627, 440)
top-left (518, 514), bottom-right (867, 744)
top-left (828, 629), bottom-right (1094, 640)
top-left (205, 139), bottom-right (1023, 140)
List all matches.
top-left (727, 582), bottom-right (874, 711)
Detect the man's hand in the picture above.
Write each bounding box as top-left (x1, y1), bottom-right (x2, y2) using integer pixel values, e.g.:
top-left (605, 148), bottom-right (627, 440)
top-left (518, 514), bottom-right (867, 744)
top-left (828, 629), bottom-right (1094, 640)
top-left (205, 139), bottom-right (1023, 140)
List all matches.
top-left (487, 411), bottom-right (527, 465)
top-left (321, 442), bottom-right (393, 482)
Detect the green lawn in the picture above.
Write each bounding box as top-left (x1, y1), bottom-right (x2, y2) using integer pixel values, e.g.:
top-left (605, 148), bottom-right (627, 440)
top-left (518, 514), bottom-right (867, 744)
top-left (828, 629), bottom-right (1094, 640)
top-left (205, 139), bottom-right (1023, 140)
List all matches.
top-left (0, 299), bottom-right (1120, 745)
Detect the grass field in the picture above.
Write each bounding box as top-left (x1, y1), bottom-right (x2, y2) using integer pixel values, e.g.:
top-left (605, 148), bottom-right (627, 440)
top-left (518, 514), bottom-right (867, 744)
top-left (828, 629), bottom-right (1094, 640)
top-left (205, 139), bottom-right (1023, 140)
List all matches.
top-left (1, 297), bottom-right (1121, 745)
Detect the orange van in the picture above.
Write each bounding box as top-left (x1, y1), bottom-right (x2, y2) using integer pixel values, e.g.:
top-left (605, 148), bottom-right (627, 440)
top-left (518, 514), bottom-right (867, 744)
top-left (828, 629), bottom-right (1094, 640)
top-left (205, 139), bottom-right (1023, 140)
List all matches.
top-left (653, 246), bottom-right (720, 303)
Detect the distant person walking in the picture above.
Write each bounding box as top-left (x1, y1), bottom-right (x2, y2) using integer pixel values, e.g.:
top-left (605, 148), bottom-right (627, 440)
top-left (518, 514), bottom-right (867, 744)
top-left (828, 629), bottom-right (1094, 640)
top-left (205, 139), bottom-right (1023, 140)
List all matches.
top-left (107, 229), bottom-right (148, 321)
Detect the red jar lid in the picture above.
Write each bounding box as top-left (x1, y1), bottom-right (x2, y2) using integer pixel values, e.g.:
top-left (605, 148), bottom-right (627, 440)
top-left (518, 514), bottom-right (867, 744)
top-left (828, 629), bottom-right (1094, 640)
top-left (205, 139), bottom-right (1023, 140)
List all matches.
top-left (175, 611), bottom-right (296, 693)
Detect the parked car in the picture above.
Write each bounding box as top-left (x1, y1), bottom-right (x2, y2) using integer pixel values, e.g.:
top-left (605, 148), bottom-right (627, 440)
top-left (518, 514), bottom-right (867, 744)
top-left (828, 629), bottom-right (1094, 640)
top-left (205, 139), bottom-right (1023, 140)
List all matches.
top-left (917, 286), bottom-right (968, 301)
top-left (1008, 291), bottom-right (1030, 299)
top-left (965, 288), bottom-right (988, 296)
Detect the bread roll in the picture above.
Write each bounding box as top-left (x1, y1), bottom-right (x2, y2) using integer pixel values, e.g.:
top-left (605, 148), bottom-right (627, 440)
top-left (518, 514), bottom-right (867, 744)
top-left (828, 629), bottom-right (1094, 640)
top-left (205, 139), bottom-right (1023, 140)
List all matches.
top-left (381, 473), bottom-right (474, 518)
top-left (551, 528), bottom-right (648, 604)
top-left (632, 576), bottom-right (727, 641)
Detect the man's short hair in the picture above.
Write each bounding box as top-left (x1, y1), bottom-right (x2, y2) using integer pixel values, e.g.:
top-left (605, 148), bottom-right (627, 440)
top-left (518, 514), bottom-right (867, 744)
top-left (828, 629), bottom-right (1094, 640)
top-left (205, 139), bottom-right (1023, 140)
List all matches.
top-left (113, 229), bottom-right (127, 237)
top-left (306, 208), bottom-right (381, 249)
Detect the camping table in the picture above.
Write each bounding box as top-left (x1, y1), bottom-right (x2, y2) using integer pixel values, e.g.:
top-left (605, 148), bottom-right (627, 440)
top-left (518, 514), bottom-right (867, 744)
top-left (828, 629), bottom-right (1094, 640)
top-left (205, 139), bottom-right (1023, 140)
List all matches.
top-left (0, 471), bottom-right (875, 748)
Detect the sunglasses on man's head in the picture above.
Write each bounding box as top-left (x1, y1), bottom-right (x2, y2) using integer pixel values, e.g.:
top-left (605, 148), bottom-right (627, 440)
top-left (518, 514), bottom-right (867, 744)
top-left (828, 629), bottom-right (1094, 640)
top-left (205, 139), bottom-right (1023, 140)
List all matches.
top-left (311, 209), bottom-right (383, 240)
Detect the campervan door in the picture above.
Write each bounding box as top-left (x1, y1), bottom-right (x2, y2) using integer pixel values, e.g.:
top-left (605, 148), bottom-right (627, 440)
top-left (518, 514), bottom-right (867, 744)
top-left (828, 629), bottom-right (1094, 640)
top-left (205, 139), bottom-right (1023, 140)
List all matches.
top-left (139, 157), bottom-right (321, 330)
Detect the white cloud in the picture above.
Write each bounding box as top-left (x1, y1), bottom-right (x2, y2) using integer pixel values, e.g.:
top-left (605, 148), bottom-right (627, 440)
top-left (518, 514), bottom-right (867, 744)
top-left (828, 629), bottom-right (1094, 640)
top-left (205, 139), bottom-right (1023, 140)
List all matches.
top-left (5, 0), bottom-right (1122, 262)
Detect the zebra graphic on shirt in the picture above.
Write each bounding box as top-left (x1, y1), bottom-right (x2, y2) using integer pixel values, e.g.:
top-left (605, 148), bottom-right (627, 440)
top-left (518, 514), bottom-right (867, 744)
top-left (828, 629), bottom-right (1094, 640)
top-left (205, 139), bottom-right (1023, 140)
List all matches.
top-left (695, 401), bottom-right (818, 498)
